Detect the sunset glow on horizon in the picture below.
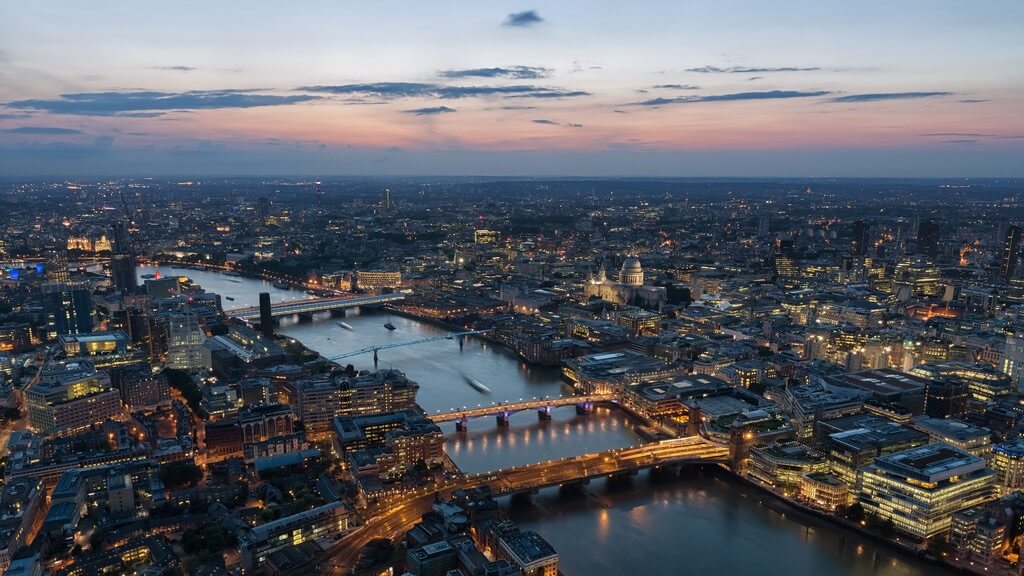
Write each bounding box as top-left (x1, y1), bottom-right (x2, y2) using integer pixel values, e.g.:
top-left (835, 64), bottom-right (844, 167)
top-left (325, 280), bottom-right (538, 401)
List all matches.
top-left (1, 1), bottom-right (1022, 176)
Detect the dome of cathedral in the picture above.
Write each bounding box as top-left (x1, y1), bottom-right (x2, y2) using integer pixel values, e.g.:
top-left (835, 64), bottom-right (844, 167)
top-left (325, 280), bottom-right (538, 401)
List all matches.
top-left (620, 257), bottom-right (644, 286)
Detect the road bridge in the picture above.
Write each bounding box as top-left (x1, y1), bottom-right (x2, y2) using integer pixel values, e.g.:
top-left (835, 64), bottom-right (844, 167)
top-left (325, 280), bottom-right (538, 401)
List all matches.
top-left (322, 437), bottom-right (728, 573)
top-left (228, 293), bottom-right (405, 320)
top-left (429, 393), bottom-right (619, 429)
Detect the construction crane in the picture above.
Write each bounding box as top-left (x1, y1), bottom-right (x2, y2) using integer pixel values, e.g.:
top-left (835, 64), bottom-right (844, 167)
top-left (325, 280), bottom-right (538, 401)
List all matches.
top-left (325, 329), bottom-right (491, 366)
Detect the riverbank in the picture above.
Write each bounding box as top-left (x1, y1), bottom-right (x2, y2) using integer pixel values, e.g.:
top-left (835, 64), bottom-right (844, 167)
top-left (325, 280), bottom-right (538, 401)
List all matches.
top-left (714, 467), bottom-right (976, 575)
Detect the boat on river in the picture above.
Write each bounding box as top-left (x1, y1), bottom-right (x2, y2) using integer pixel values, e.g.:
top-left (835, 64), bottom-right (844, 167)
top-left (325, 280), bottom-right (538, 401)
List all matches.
top-left (464, 375), bottom-right (491, 393)
top-left (337, 321), bottom-right (354, 331)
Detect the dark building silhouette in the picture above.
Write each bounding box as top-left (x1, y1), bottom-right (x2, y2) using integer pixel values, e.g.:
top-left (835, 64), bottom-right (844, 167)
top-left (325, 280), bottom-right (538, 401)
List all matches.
top-left (258, 197), bottom-right (271, 224)
top-left (259, 292), bottom-right (274, 338)
top-left (110, 222), bottom-right (137, 295)
top-left (1001, 225), bottom-right (1021, 282)
top-left (42, 282), bottom-right (93, 336)
top-left (851, 220), bottom-right (870, 256)
top-left (924, 378), bottom-right (969, 418)
top-left (916, 219), bottom-right (941, 261)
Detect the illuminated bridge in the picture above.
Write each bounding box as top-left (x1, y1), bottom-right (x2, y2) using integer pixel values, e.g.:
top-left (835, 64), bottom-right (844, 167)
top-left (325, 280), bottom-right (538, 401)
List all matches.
top-left (428, 393), bottom-right (620, 429)
top-left (322, 437), bottom-right (729, 573)
top-left (228, 293), bottom-right (405, 320)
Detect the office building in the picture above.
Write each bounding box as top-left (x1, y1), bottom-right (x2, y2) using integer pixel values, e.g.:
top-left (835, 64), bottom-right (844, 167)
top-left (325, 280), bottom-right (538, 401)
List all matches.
top-left (110, 365), bottom-right (170, 411)
top-left (239, 502), bottom-right (350, 572)
top-left (748, 441), bottom-right (828, 495)
top-left (856, 443), bottom-right (996, 540)
top-left (799, 471), bottom-right (850, 511)
top-left (773, 239), bottom-right (798, 277)
top-left (45, 249), bottom-right (70, 283)
top-left (166, 309), bottom-right (206, 371)
top-left (41, 282), bottom-right (94, 337)
top-left (851, 220), bottom-right (870, 256)
top-left (909, 416), bottom-right (991, 457)
top-left (991, 438), bottom-right (1024, 495)
top-left (923, 378), bottom-right (970, 418)
top-left (381, 188), bottom-right (393, 209)
top-left (950, 507), bottom-right (1006, 566)
top-left (110, 222), bottom-right (137, 295)
top-left (25, 361), bottom-right (123, 436)
top-left (1001, 225), bottom-right (1021, 282)
top-left (489, 520), bottom-right (558, 576)
top-left (407, 541), bottom-right (458, 576)
top-left (916, 219), bottom-right (941, 261)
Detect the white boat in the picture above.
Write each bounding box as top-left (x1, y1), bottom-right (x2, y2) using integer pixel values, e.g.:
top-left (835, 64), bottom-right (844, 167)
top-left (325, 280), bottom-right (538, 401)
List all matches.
top-left (464, 375), bottom-right (491, 393)
top-left (337, 321), bottom-right (354, 331)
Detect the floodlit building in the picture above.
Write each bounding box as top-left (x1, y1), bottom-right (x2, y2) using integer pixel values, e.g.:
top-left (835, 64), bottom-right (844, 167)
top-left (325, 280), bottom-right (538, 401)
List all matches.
top-left (239, 502), bottom-right (351, 572)
top-left (856, 443), bottom-right (997, 540)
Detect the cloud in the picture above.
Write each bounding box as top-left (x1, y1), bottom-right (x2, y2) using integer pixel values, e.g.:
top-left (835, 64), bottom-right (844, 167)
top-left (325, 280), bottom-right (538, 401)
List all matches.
top-left (504, 10), bottom-right (543, 27)
top-left (652, 84), bottom-right (700, 90)
top-left (0, 113), bottom-right (31, 120)
top-left (152, 66), bottom-right (196, 72)
top-left (505, 90), bottom-right (589, 99)
top-left (300, 82), bottom-right (437, 99)
top-left (1, 126), bottom-right (82, 134)
top-left (532, 119), bottom-right (558, 125)
top-left (403, 106), bottom-right (456, 116)
top-left (959, 99), bottom-right (988, 104)
top-left (923, 132), bottom-right (990, 137)
top-left (439, 66), bottom-right (552, 79)
top-left (634, 90), bottom-right (831, 106)
top-left (747, 76), bottom-right (763, 81)
top-left (5, 90), bottom-right (319, 116)
top-left (686, 66), bottom-right (821, 73)
top-left (488, 105), bottom-right (538, 110)
top-left (302, 83), bottom-right (588, 100)
top-left (940, 139), bottom-right (978, 144)
top-left (565, 123), bottom-right (583, 128)
top-left (830, 92), bottom-right (951, 103)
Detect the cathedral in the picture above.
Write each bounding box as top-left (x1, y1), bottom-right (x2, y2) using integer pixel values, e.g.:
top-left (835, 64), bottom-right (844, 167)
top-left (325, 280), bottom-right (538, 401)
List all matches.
top-left (583, 256), bottom-right (666, 310)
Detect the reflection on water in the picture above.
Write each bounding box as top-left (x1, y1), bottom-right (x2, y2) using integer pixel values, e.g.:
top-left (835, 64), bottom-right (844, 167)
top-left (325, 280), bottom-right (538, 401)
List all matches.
top-left (510, 473), bottom-right (954, 576)
top-left (442, 407), bottom-right (639, 474)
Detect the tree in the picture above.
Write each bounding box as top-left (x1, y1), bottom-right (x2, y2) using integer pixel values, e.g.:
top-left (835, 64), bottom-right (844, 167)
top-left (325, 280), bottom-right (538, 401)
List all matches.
top-left (159, 461), bottom-right (203, 490)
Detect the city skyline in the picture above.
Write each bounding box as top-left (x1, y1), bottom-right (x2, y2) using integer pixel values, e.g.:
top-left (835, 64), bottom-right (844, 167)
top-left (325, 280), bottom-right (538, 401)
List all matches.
top-left (1, 1), bottom-right (1023, 177)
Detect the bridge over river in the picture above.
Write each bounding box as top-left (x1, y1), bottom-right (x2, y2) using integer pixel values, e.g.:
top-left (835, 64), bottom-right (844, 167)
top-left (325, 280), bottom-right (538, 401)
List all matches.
top-left (228, 293), bottom-right (405, 320)
top-left (323, 436), bottom-right (729, 573)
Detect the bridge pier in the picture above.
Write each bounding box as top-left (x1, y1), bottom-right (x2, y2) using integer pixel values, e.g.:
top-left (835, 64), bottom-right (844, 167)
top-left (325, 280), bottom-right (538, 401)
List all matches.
top-left (296, 312), bottom-right (315, 323)
top-left (329, 308), bottom-right (347, 318)
top-left (455, 416), bottom-right (468, 432)
top-left (496, 411), bottom-right (510, 427)
top-left (575, 401), bottom-right (594, 416)
top-left (537, 406), bottom-right (552, 421)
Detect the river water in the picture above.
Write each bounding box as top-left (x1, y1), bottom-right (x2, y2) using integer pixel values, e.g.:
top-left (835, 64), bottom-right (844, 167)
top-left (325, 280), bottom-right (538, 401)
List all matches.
top-left (138, 265), bottom-right (945, 576)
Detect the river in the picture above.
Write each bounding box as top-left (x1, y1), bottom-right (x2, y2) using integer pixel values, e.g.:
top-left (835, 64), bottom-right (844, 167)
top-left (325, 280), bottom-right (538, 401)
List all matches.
top-left (138, 265), bottom-right (946, 576)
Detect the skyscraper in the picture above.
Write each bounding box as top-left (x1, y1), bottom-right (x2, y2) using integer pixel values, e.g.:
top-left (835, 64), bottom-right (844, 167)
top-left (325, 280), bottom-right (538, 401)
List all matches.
top-left (851, 220), bottom-right (870, 256)
top-left (41, 282), bottom-right (94, 337)
top-left (381, 188), bottom-right (393, 209)
top-left (917, 219), bottom-right (941, 261)
top-left (258, 197), bottom-right (271, 224)
top-left (773, 239), bottom-right (798, 277)
top-left (1001, 225), bottom-right (1021, 282)
top-left (45, 249), bottom-right (70, 283)
top-left (259, 292), bottom-right (274, 339)
top-left (109, 222), bottom-right (137, 295)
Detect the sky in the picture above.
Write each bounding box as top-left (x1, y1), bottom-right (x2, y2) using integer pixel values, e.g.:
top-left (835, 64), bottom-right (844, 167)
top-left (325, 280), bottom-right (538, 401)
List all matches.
top-left (0, 1), bottom-right (1022, 178)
